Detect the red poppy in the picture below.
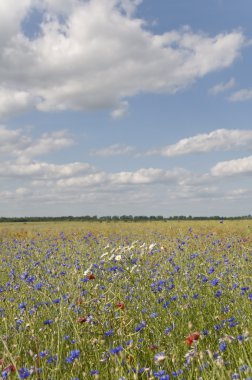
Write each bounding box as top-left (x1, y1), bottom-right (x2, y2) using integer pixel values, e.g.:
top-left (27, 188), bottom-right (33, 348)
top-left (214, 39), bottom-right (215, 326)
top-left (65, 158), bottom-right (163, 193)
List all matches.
top-left (75, 297), bottom-right (84, 305)
top-left (148, 344), bottom-right (159, 350)
top-left (185, 331), bottom-right (200, 346)
top-left (116, 301), bottom-right (125, 310)
top-left (87, 273), bottom-right (95, 280)
top-left (76, 317), bottom-right (87, 323)
top-left (3, 363), bottom-right (16, 373)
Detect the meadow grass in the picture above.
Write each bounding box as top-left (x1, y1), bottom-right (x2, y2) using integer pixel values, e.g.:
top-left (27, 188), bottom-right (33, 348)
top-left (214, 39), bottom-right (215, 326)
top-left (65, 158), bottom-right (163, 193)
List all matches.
top-left (0, 221), bottom-right (251, 379)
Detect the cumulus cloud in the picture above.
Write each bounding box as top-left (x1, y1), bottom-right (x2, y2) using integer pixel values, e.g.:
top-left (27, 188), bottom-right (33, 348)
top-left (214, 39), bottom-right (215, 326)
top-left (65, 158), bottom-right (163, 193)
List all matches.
top-left (91, 143), bottom-right (134, 156)
top-left (209, 77), bottom-right (235, 95)
top-left (54, 167), bottom-right (189, 189)
top-left (0, 0), bottom-right (32, 45)
top-left (0, 126), bottom-right (74, 160)
top-left (148, 129), bottom-right (252, 157)
top-left (229, 88), bottom-right (252, 102)
top-left (211, 155), bottom-right (252, 176)
top-left (0, 88), bottom-right (35, 118)
top-left (17, 130), bottom-right (75, 161)
top-left (0, 161), bottom-right (92, 179)
top-left (0, 0), bottom-right (246, 117)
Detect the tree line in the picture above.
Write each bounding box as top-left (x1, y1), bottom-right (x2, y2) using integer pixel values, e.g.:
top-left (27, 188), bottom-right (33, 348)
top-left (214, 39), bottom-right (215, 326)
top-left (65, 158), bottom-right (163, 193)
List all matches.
top-left (0, 215), bottom-right (251, 223)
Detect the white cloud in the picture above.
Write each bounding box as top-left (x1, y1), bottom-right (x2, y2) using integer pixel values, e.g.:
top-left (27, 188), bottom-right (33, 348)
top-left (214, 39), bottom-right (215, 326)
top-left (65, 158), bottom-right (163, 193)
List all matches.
top-left (209, 77), bottom-right (235, 95)
top-left (91, 143), bottom-right (134, 156)
top-left (0, 126), bottom-right (74, 160)
top-left (111, 101), bottom-right (129, 119)
top-left (149, 129), bottom-right (252, 157)
top-left (211, 155), bottom-right (252, 176)
top-left (0, 0), bottom-right (32, 45)
top-left (55, 167), bottom-right (189, 189)
top-left (229, 88), bottom-right (252, 102)
top-left (17, 130), bottom-right (75, 161)
top-left (0, 126), bottom-right (31, 156)
top-left (0, 0), bottom-right (246, 117)
top-left (0, 88), bottom-right (35, 118)
top-left (116, 0), bottom-right (143, 16)
top-left (0, 161), bottom-right (92, 179)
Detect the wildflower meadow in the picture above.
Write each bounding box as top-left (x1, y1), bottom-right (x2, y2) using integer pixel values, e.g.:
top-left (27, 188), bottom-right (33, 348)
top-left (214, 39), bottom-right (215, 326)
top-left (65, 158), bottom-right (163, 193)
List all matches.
top-left (0, 221), bottom-right (251, 379)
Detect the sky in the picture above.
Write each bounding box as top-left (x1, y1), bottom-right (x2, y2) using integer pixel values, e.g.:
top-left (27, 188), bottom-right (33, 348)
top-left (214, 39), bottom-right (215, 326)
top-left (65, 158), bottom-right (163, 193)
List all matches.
top-left (0, 0), bottom-right (252, 217)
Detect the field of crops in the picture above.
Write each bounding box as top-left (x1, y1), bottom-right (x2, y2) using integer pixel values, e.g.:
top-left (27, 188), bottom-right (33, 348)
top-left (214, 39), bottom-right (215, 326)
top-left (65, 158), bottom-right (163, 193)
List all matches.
top-left (0, 221), bottom-right (251, 380)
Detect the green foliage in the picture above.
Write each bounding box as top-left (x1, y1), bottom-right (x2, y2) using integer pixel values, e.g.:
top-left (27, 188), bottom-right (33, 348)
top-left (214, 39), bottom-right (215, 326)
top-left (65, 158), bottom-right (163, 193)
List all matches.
top-left (0, 221), bottom-right (251, 379)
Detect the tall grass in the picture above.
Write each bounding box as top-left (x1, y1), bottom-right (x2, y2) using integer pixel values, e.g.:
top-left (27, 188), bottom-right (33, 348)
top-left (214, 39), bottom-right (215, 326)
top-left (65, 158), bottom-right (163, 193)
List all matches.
top-left (0, 221), bottom-right (251, 379)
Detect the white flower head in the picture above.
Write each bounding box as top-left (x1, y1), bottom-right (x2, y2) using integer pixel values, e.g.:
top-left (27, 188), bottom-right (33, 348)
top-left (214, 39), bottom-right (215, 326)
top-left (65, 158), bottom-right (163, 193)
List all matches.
top-left (115, 255), bottom-right (122, 261)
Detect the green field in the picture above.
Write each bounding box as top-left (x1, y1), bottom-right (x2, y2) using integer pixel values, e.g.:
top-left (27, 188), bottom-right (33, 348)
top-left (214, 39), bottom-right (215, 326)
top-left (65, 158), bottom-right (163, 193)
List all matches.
top-left (0, 221), bottom-right (251, 379)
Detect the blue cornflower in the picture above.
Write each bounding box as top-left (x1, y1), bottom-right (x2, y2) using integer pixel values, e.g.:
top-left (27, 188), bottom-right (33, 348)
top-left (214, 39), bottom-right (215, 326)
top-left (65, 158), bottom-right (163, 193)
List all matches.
top-left (236, 334), bottom-right (245, 341)
top-left (34, 282), bottom-right (43, 290)
top-left (172, 369), bottom-right (183, 376)
top-left (164, 327), bottom-right (172, 334)
top-left (104, 330), bottom-right (114, 336)
top-left (126, 339), bottom-right (133, 346)
top-left (19, 368), bottom-right (30, 378)
top-left (66, 350), bottom-right (80, 363)
top-left (44, 319), bottom-right (53, 325)
top-left (110, 345), bottom-right (123, 355)
top-left (211, 279), bottom-right (219, 286)
top-left (90, 370), bottom-right (99, 375)
top-left (229, 321), bottom-right (238, 327)
top-left (20, 271), bottom-right (29, 280)
top-left (239, 364), bottom-right (248, 372)
top-left (135, 321), bottom-right (146, 332)
top-left (163, 301), bottom-right (170, 308)
top-left (150, 312), bottom-right (158, 318)
top-left (241, 287), bottom-right (249, 292)
top-left (219, 341), bottom-right (227, 352)
top-left (52, 298), bottom-right (61, 304)
top-left (190, 253), bottom-right (198, 259)
top-left (231, 374), bottom-right (240, 379)
top-left (18, 302), bottom-right (27, 310)
top-left (39, 350), bottom-right (48, 358)
top-left (46, 355), bottom-right (57, 364)
top-left (215, 290), bottom-right (222, 297)
top-left (153, 370), bottom-right (166, 377)
top-left (26, 276), bottom-right (36, 284)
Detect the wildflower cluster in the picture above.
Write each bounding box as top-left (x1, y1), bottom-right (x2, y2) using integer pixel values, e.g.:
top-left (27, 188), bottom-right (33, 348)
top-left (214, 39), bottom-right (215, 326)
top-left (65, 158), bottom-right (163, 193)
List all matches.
top-left (0, 221), bottom-right (251, 379)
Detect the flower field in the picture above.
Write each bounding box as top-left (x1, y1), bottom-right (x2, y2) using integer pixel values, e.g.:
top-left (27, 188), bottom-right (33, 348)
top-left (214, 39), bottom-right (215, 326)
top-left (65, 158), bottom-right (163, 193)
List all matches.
top-left (0, 221), bottom-right (251, 380)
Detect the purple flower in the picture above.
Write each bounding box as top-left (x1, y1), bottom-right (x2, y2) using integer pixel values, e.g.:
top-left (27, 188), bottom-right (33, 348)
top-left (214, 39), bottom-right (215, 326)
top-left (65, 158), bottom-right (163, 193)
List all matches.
top-left (44, 319), bottom-right (53, 325)
top-left (19, 368), bottom-right (30, 378)
top-left (110, 345), bottom-right (123, 355)
top-left (90, 370), bottom-right (99, 375)
top-left (219, 341), bottom-right (227, 352)
top-left (135, 321), bottom-right (146, 332)
top-left (66, 350), bottom-right (80, 363)
top-left (104, 330), bottom-right (114, 336)
top-left (18, 302), bottom-right (27, 310)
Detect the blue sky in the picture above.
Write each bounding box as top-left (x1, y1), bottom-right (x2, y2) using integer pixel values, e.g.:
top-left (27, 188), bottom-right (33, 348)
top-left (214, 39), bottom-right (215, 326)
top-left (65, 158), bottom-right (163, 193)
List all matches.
top-left (0, 0), bottom-right (252, 217)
